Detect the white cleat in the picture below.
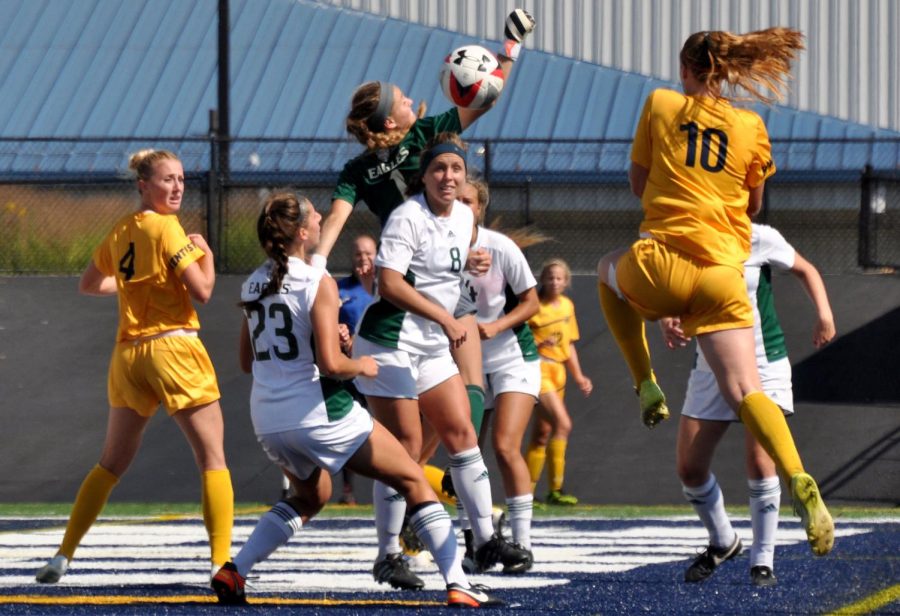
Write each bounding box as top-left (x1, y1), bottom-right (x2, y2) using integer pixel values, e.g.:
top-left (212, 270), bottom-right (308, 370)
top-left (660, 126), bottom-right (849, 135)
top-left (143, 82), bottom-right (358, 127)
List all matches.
top-left (36, 555), bottom-right (69, 584)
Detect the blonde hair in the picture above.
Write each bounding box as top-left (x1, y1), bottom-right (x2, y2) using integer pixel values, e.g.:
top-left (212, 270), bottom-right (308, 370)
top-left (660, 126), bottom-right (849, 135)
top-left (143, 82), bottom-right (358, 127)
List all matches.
top-left (500, 224), bottom-right (551, 250)
top-left (345, 82), bottom-right (427, 151)
top-left (243, 192), bottom-right (312, 306)
top-left (128, 149), bottom-right (180, 184)
top-left (538, 258), bottom-right (571, 299)
top-left (680, 27), bottom-right (804, 104)
top-left (465, 175), bottom-right (491, 226)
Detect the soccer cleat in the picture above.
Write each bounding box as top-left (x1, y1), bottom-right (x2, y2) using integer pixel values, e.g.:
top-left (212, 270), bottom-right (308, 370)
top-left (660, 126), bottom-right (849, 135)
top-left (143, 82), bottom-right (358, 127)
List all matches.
top-left (460, 516), bottom-right (511, 572)
top-left (372, 553), bottom-right (425, 590)
top-left (441, 465), bottom-right (457, 498)
top-left (211, 562), bottom-right (247, 605)
top-left (461, 529), bottom-right (477, 574)
top-left (750, 565), bottom-right (778, 587)
top-left (447, 582), bottom-right (505, 607)
top-left (35, 555), bottom-right (68, 584)
top-left (638, 379), bottom-right (670, 428)
top-left (399, 514), bottom-right (425, 556)
top-left (790, 472), bottom-right (834, 556)
top-left (502, 544), bottom-right (534, 574)
top-left (684, 534), bottom-right (742, 582)
top-left (473, 533), bottom-right (532, 573)
top-left (492, 507), bottom-right (507, 538)
top-left (546, 490), bottom-right (579, 506)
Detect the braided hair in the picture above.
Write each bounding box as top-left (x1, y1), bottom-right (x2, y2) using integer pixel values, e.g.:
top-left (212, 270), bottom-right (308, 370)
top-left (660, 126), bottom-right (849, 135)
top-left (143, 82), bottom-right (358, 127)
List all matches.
top-left (680, 27), bottom-right (804, 104)
top-left (241, 192), bottom-right (311, 308)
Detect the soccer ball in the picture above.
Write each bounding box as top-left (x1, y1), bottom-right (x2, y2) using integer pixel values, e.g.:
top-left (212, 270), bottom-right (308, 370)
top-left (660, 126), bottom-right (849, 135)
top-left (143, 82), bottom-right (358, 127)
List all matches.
top-left (439, 44), bottom-right (505, 110)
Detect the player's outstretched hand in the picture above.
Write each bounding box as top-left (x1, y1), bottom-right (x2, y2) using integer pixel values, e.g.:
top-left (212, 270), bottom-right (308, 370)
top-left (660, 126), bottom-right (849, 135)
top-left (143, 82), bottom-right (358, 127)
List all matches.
top-left (505, 9), bottom-right (535, 42)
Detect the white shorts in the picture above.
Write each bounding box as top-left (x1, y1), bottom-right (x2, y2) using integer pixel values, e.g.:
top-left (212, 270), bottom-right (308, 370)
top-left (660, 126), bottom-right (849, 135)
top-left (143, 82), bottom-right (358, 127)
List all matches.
top-left (682, 358), bottom-right (794, 422)
top-left (352, 336), bottom-right (459, 399)
top-left (483, 358), bottom-right (541, 409)
top-left (256, 403), bottom-right (374, 480)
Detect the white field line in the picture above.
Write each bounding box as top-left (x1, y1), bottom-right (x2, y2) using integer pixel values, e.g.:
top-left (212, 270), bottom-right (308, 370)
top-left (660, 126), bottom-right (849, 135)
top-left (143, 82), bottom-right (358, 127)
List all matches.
top-left (0, 518), bottom-right (878, 594)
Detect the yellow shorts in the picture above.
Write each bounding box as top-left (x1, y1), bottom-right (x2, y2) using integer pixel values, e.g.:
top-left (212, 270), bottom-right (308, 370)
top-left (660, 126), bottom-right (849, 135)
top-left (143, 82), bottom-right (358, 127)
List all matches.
top-left (615, 238), bottom-right (753, 337)
top-left (539, 360), bottom-right (566, 398)
top-left (108, 334), bottom-right (220, 417)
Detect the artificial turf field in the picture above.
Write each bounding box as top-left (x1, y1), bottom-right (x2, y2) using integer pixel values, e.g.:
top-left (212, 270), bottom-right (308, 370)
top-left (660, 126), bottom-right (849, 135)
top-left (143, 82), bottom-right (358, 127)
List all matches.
top-left (0, 504), bottom-right (897, 615)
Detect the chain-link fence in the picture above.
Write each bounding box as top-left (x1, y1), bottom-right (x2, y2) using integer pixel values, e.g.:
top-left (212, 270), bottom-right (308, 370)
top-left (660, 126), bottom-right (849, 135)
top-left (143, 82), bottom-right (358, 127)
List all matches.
top-left (2, 137), bottom-right (899, 276)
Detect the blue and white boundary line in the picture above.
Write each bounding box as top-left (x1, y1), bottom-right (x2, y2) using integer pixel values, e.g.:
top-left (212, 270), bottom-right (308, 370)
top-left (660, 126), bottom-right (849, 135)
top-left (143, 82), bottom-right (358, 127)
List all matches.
top-left (0, 515), bottom-right (897, 614)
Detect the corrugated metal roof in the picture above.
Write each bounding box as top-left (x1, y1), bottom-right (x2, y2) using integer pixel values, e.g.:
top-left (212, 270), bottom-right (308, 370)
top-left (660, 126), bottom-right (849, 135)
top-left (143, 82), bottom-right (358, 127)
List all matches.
top-left (322, 0), bottom-right (900, 133)
top-left (0, 0), bottom-right (897, 178)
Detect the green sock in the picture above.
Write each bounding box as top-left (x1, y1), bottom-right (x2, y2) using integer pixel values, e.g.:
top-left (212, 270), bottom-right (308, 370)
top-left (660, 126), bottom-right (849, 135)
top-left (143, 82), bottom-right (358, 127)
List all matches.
top-left (466, 384), bottom-right (485, 434)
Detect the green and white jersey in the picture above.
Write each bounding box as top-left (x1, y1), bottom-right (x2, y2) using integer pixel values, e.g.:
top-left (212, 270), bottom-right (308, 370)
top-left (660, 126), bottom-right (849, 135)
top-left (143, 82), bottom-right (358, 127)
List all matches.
top-left (462, 227), bottom-right (539, 373)
top-left (358, 193), bottom-right (473, 354)
top-left (241, 257), bottom-right (355, 434)
top-left (331, 108), bottom-right (462, 226)
top-left (696, 223), bottom-right (795, 373)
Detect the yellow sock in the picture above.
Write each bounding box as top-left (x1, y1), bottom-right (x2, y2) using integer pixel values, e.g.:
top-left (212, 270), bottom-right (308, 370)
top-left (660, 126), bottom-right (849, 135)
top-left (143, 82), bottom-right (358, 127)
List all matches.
top-left (525, 442), bottom-right (546, 494)
top-left (547, 438), bottom-right (568, 492)
top-left (598, 282), bottom-right (653, 387)
top-left (739, 392), bottom-right (804, 480)
top-left (422, 464), bottom-right (456, 506)
top-left (202, 469), bottom-right (234, 567)
top-left (59, 464), bottom-right (119, 560)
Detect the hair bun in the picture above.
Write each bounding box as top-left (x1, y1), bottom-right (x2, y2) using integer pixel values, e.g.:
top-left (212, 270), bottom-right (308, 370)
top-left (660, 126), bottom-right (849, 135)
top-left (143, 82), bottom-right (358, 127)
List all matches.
top-left (128, 149), bottom-right (156, 171)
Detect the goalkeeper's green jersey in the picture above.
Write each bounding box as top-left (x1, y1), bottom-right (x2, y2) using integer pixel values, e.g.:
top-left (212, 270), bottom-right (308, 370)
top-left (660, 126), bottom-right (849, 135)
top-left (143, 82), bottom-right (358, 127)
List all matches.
top-left (331, 108), bottom-right (462, 226)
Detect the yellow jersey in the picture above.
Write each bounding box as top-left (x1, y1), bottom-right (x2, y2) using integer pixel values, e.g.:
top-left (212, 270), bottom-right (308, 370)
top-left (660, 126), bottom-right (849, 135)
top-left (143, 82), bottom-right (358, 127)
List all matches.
top-left (527, 295), bottom-right (579, 363)
top-left (631, 88), bottom-right (775, 269)
top-left (93, 210), bottom-right (203, 341)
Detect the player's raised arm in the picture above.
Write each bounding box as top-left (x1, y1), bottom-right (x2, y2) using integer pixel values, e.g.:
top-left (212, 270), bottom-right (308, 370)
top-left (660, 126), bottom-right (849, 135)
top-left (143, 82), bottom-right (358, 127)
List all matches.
top-left (454, 8), bottom-right (535, 130)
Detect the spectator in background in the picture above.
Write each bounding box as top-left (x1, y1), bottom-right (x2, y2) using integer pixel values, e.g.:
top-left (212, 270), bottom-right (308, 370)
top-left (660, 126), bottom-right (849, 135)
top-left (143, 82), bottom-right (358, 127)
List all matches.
top-left (335, 233), bottom-right (377, 504)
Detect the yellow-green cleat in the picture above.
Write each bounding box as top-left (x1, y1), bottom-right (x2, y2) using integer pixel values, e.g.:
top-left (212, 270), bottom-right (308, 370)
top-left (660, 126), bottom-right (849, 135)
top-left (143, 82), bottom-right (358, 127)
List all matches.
top-left (790, 472), bottom-right (834, 556)
top-left (637, 379), bottom-right (669, 428)
top-left (546, 490), bottom-right (578, 506)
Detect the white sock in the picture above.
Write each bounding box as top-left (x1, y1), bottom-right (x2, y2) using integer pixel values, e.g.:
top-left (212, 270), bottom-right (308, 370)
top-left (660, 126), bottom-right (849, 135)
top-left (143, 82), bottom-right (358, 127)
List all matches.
top-left (409, 502), bottom-right (467, 587)
top-left (457, 500), bottom-right (471, 531)
top-left (748, 476), bottom-right (781, 569)
top-left (448, 447), bottom-right (495, 547)
top-left (373, 481), bottom-right (405, 560)
top-left (682, 474), bottom-right (735, 548)
top-left (506, 494), bottom-right (533, 549)
top-left (233, 502), bottom-right (302, 577)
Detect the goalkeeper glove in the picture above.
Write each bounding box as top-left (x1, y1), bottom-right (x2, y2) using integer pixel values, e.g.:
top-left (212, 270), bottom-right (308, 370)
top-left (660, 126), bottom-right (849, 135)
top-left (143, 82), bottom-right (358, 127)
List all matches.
top-left (504, 8), bottom-right (535, 43)
top-left (499, 9), bottom-right (535, 62)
